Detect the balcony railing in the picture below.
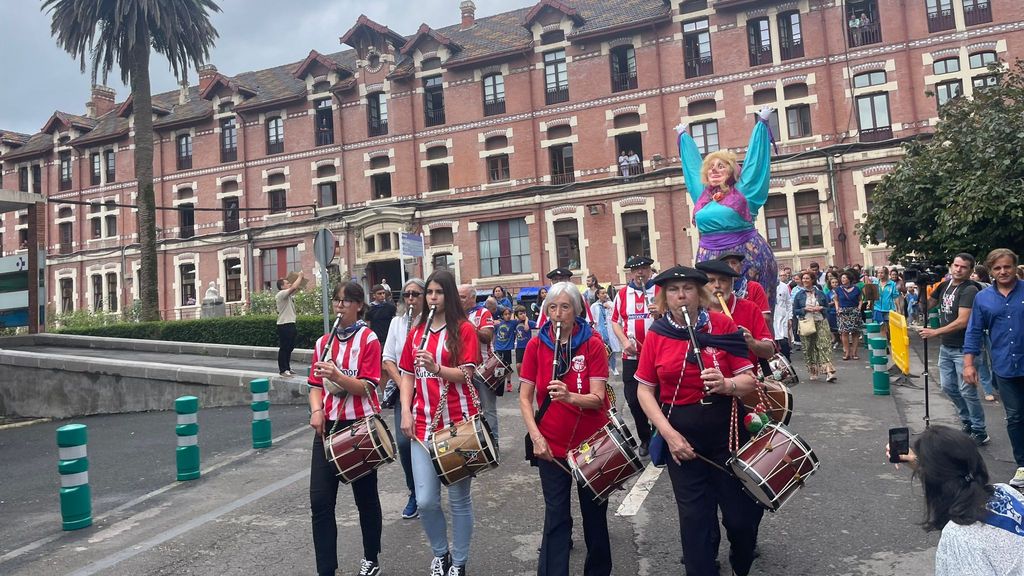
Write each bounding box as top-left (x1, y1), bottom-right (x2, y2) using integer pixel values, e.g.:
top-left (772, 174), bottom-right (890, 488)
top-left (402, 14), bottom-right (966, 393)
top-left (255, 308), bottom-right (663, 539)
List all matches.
top-left (619, 162), bottom-right (645, 178)
top-left (59, 241), bottom-right (72, 255)
top-left (611, 72), bottom-right (638, 93)
top-left (483, 99), bottom-right (506, 116)
top-left (859, 125), bottom-right (893, 143)
top-left (551, 171), bottom-right (575, 185)
top-left (684, 56), bottom-right (714, 78)
top-left (180, 225), bottom-right (195, 239)
top-left (221, 147), bottom-right (237, 163)
top-left (177, 155), bottom-right (192, 170)
top-left (748, 45), bottom-right (773, 67)
top-left (780, 39), bottom-right (804, 60)
top-left (90, 173), bottom-right (101, 186)
top-left (224, 218), bottom-right (239, 233)
top-left (425, 108), bottom-right (446, 127)
top-left (927, 9), bottom-right (955, 32)
top-left (266, 140), bottom-right (284, 155)
top-left (964, 2), bottom-right (992, 26)
top-left (368, 119), bottom-right (388, 136)
top-left (316, 129), bottom-right (334, 147)
top-left (848, 21), bottom-right (881, 48)
top-left (545, 86), bottom-right (569, 105)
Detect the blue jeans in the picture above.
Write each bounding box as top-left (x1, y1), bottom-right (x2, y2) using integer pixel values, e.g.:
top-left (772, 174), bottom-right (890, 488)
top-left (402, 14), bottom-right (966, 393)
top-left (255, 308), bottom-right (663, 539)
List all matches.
top-left (411, 441), bottom-right (474, 566)
top-left (995, 374), bottom-right (1024, 467)
top-left (474, 378), bottom-right (499, 449)
top-left (977, 338), bottom-right (996, 396)
top-left (394, 400), bottom-right (415, 495)
top-left (939, 345), bottom-right (987, 434)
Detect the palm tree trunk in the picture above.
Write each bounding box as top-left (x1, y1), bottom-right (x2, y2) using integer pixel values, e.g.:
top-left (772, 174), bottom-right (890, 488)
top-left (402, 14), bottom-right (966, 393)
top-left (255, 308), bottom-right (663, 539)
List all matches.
top-left (131, 31), bottom-right (160, 322)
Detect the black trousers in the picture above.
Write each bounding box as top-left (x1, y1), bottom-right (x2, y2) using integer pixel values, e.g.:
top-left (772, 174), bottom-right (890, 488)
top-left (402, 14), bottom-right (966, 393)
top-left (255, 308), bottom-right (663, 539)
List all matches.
top-left (664, 400), bottom-right (761, 576)
top-left (277, 322), bottom-right (297, 373)
top-left (310, 423), bottom-right (382, 576)
top-left (537, 459), bottom-right (611, 576)
top-left (775, 337), bottom-right (791, 362)
top-left (621, 359), bottom-right (651, 446)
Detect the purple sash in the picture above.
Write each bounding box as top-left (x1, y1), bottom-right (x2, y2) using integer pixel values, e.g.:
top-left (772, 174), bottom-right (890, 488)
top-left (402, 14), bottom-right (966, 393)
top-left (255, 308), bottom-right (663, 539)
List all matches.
top-left (698, 228), bottom-right (758, 252)
top-left (692, 186), bottom-right (753, 225)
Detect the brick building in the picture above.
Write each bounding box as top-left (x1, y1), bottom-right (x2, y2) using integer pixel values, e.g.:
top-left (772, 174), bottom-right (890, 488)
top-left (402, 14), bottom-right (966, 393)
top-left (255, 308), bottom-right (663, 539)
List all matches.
top-left (0, 0), bottom-right (1021, 319)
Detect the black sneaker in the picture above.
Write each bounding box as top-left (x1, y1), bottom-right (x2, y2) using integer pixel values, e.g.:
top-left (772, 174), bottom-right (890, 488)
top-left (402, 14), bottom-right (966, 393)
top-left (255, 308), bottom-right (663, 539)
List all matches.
top-left (971, 432), bottom-right (991, 446)
top-left (447, 565), bottom-right (466, 576)
top-left (430, 553), bottom-right (451, 576)
top-left (961, 423), bottom-right (973, 435)
top-left (638, 443), bottom-right (649, 458)
top-left (358, 559), bottom-right (381, 576)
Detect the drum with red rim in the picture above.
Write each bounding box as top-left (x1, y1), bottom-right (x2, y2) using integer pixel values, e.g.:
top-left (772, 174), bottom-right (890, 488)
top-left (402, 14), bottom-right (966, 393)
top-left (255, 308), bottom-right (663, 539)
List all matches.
top-left (472, 354), bottom-right (512, 393)
top-left (728, 422), bottom-right (820, 511)
top-left (567, 417), bottom-right (643, 503)
top-left (741, 379), bottom-right (793, 425)
top-left (324, 414), bottom-right (397, 484)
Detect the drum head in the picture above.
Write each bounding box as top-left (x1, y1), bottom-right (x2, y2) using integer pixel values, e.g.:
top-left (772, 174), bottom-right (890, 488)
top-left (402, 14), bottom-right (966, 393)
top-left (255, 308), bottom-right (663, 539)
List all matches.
top-left (368, 414), bottom-right (397, 460)
top-left (474, 415), bottom-right (499, 465)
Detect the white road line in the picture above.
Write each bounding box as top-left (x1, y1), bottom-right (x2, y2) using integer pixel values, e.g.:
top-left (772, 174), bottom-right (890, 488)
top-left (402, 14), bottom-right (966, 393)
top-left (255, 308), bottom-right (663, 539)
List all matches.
top-left (0, 424), bottom-right (309, 565)
top-left (66, 468), bottom-right (310, 576)
top-left (615, 463), bottom-right (663, 517)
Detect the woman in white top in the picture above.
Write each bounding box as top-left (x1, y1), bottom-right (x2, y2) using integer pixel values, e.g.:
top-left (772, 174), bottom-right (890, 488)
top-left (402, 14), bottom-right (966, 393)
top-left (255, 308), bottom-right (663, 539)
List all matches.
top-left (381, 278), bottom-right (427, 520)
top-left (891, 425), bottom-right (1024, 576)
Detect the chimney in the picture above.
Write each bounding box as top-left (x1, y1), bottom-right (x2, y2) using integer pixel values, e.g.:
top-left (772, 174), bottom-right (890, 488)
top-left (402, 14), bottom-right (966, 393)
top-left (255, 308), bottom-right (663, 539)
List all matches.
top-left (198, 64), bottom-right (219, 94)
top-left (87, 85), bottom-right (117, 118)
top-left (460, 0), bottom-right (476, 30)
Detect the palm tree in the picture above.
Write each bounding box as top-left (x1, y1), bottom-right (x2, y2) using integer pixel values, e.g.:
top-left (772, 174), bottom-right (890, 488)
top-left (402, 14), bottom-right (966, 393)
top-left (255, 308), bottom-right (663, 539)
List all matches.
top-left (43, 0), bottom-right (221, 322)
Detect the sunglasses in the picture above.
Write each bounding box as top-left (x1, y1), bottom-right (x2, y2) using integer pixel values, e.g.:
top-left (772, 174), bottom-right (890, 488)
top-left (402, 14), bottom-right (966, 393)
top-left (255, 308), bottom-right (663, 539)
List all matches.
top-left (402, 291), bottom-right (423, 298)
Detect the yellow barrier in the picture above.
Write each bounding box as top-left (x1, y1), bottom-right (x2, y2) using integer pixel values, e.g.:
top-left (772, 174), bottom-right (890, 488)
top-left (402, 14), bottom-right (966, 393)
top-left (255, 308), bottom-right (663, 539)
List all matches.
top-left (889, 311), bottom-right (910, 374)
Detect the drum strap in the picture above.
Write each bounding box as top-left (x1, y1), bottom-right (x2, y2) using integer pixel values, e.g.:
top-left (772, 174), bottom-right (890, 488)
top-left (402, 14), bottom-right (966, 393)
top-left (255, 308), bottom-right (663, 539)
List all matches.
top-left (426, 366), bottom-right (483, 440)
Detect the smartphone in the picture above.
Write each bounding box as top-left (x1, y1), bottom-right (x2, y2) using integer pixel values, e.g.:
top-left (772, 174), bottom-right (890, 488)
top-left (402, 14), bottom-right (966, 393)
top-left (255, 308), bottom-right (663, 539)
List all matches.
top-left (888, 427), bottom-right (910, 463)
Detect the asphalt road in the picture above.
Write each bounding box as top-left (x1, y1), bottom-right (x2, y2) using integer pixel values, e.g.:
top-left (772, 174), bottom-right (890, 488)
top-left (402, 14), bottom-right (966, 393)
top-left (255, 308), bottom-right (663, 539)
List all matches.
top-left (0, 335), bottom-right (1017, 576)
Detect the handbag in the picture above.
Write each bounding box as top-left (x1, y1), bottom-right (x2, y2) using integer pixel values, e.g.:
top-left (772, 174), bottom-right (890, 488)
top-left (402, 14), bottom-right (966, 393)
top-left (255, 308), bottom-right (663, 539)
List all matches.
top-left (798, 316), bottom-right (817, 336)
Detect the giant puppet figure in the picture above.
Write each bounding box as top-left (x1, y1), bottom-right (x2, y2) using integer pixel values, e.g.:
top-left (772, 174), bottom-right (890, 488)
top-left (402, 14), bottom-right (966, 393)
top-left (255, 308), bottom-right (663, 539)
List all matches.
top-left (675, 106), bottom-right (779, 307)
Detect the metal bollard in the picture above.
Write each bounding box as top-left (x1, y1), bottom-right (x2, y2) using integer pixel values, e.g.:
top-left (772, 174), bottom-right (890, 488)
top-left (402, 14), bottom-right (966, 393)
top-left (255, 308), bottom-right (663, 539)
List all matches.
top-left (175, 396), bottom-right (200, 481)
top-left (57, 423), bottom-right (92, 530)
top-left (868, 336), bottom-right (890, 395)
top-left (250, 378), bottom-right (272, 449)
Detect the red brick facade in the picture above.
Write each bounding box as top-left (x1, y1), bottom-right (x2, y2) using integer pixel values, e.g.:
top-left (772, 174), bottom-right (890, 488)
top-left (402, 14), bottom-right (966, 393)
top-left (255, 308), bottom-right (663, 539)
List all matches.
top-left (0, 0), bottom-right (1021, 318)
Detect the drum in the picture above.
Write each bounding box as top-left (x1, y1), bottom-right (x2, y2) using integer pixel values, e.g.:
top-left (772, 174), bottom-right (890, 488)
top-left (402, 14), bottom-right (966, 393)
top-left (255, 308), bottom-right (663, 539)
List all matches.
top-left (766, 353), bottom-right (799, 387)
top-left (567, 421), bottom-right (643, 503)
top-left (429, 415), bottom-right (499, 486)
top-left (741, 379), bottom-right (793, 425)
top-left (324, 414), bottom-right (397, 484)
top-left (728, 423), bottom-right (820, 512)
top-left (472, 354), bottom-right (511, 392)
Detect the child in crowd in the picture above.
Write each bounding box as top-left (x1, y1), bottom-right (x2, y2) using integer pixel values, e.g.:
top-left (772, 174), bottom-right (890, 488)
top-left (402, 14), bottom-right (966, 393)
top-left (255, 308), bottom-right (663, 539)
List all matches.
top-left (492, 307), bottom-right (518, 393)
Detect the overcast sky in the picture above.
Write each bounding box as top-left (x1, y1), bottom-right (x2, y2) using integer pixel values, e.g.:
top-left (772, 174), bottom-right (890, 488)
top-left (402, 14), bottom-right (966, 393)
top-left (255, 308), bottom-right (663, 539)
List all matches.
top-left (0, 0), bottom-right (532, 136)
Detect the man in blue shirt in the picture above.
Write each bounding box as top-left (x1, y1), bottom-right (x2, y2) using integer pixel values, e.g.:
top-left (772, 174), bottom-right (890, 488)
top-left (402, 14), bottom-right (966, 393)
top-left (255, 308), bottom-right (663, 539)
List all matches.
top-left (964, 248), bottom-right (1024, 488)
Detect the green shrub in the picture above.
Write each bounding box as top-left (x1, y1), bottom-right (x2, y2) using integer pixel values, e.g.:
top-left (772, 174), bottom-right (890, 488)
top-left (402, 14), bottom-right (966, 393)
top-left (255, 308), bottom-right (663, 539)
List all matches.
top-left (57, 315), bottom-right (328, 348)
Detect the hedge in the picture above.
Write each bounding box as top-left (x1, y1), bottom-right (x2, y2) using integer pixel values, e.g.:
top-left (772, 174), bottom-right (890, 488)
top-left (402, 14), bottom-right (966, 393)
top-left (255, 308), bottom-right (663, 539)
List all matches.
top-left (57, 315), bottom-right (328, 348)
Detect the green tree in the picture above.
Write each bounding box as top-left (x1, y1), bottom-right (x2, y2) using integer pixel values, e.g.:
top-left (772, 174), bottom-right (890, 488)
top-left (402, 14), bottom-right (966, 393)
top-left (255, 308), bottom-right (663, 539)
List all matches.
top-left (43, 0), bottom-right (221, 321)
top-left (859, 60), bottom-right (1024, 263)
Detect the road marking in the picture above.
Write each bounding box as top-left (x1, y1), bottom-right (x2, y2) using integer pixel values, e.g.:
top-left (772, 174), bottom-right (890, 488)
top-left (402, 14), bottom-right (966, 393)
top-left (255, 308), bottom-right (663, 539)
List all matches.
top-left (615, 463), bottom-right (663, 517)
top-left (0, 424), bottom-right (309, 565)
top-left (67, 468), bottom-right (310, 576)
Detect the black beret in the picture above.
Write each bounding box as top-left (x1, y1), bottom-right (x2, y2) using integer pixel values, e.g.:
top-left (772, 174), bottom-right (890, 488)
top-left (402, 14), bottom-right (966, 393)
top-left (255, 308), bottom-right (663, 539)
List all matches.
top-left (546, 267), bottom-right (573, 279)
top-left (695, 260), bottom-right (741, 278)
top-left (651, 265), bottom-right (709, 287)
top-left (624, 255), bottom-right (655, 269)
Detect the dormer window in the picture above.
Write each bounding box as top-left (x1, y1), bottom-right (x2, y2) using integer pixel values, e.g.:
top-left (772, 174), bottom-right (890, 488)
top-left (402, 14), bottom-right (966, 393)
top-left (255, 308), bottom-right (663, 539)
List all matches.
top-left (540, 30), bottom-right (565, 45)
top-left (312, 80), bottom-right (331, 94)
top-left (421, 57), bottom-right (442, 72)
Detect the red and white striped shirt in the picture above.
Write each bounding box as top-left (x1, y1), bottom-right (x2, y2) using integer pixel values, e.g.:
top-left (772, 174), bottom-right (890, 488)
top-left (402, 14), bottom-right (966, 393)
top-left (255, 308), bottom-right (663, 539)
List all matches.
top-left (308, 325), bottom-right (382, 421)
top-left (466, 306), bottom-right (494, 364)
top-left (399, 320), bottom-right (481, 442)
top-left (611, 283), bottom-right (660, 360)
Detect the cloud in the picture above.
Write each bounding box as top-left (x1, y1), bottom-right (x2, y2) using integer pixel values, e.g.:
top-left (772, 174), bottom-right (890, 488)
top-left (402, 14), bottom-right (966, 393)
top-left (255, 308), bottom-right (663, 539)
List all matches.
top-left (0, 0), bottom-right (527, 136)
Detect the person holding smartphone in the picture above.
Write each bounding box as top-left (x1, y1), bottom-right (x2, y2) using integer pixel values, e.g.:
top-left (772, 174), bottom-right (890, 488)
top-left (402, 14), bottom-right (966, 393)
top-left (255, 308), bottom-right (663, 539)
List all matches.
top-left (887, 425), bottom-right (1024, 575)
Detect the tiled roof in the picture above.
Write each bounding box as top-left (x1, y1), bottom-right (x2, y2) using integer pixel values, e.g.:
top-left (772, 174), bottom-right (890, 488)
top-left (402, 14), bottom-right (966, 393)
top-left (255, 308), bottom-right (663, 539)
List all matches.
top-left (152, 86), bottom-right (214, 129)
top-left (71, 112), bottom-right (129, 146)
top-left (401, 24), bottom-right (462, 55)
top-left (234, 61), bottom-right (311, 111)
top-left (2, 132), bottom-right (53, 161)
top-left (567, 0), bottom-right (671, 37)
top-left (0, 130), bottom-right (31, 146)
top-left (438, 7), bottom-right (534, 66)
top-left (42, 111), bottom-right (97, 134)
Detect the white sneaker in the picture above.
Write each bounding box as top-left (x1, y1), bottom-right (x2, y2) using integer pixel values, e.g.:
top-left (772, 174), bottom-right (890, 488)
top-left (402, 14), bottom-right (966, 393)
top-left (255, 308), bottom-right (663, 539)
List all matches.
top-left (1011, 467), bottom-right (1024, 488)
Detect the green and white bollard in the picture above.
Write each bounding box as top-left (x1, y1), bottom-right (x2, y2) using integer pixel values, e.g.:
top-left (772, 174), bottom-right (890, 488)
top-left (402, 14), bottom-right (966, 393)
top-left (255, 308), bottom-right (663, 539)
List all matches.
top-left (868, 336), bottom-right (890, 395)
top-left (175, 396), bottom-right (200, 481)
top-left (57, 423), bottom-right (92, 530)
top-left (865, 321), bottom-right (881, 351)
top-left (251, 378), bottom-right (272, 449)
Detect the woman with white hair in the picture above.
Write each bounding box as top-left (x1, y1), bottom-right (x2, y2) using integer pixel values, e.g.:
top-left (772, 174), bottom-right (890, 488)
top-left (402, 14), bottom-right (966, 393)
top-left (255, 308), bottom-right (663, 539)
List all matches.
top-left (519, 282), bottom-right (612, 576)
